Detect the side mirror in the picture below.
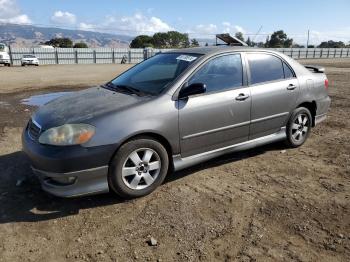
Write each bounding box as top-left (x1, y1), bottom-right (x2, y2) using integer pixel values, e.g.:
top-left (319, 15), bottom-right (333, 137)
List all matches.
top-left (179, 83), bottom-right (206, 99)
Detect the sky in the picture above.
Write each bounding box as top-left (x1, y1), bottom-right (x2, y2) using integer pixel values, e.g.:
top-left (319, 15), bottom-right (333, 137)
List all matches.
top-left (0, 0), bottom-right (349, 45)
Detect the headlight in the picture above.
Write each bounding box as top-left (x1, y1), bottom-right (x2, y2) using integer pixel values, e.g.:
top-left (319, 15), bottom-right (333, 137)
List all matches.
top-left (39, 124), bottom-right (95, 146)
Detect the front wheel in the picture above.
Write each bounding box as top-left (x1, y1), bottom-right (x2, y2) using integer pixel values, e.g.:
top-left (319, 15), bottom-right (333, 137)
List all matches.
top-left (108, 137), bottom-right (169, 199)
top-left (286, 107), bottom-right (312, 148)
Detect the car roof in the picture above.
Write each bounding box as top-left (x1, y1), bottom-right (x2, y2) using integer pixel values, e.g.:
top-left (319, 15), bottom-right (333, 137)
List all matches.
top-left (166, 46), bottom-right (312, 80)
top-left (168, 46), bottom-right (271, 56)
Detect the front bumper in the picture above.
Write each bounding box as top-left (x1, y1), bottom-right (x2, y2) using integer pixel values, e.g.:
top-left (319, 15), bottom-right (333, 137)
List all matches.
top-left (0, 59), bottom-right (10, 64)
top-left (33, 166), bottom-right (109, 197)
top-left (22, 127), bottom-right (116, 197)
top-left (22, 61), bottom-right (39, 65)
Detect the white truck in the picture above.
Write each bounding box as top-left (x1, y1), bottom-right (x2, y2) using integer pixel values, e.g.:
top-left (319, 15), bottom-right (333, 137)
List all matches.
top-left (0, 43), bottom-right (11, 67)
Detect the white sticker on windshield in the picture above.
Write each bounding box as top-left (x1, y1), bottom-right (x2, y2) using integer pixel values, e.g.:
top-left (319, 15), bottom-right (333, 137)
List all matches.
top-left (176, 55), bottom-right (197, 62)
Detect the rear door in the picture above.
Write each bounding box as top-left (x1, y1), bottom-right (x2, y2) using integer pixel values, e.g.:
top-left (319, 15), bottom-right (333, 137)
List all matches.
top-left (178, 53), bottom-right (251, 157)
top-left (246, 52), bottom-right (299, 139)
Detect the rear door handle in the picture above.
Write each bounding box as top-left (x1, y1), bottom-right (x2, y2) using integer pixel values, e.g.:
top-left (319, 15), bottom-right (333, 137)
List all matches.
top-left (235, 93), bottom-right (250, 101)
top-left (287, 84), bottom-right (297, 90)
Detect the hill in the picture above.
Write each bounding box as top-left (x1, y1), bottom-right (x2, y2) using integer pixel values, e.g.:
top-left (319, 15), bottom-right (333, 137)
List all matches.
top-left (0, 23), bottom-right (133, 48)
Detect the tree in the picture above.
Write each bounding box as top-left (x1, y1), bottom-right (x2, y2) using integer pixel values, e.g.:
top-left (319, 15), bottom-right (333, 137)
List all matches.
top-left (235, 32), bottom-right (244, 42)
top-left (257, 42), bottom-right (265, 48)
top-left (73, 42), bottom-right (88, 48)
top-left (318, 40), bottom-right (345, 48)
top-left (267, 30), bottom-right (293, 47)
top-left (45, 38), bottom-right (73, 48)
top-left (184, 36), bottom-right (191, 48)
top-left (130, 35), bottom-right (153, 48)
top-left (264, 36), bottom-right (270, 47)
top-left (152, 32), bottom-right (169, 48)
top-left (246, 37), bottom-right (252, 47)
top-left (131, 31), bottom-right (190, 49)
top-left (191, 38), bottom-right (199, 47)
top-left (167, 31), bottom-right (190, 48)
top-left (292, 43), bottom-right (305, 48)
top-left (284, 38), bottom-right (293, 48)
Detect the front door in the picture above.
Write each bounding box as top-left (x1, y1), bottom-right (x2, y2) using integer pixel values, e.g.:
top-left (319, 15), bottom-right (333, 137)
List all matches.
top-left (178, 53), bottom-right (251, 157)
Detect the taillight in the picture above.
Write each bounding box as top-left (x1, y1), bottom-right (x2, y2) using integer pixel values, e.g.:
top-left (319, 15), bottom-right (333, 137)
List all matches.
top-left (325, 79), bottom-right (329, 89)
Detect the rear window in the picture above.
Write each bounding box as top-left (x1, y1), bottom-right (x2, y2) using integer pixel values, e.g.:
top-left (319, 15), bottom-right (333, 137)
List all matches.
top-left (23, 55), bottom-right (35, 58)
top-left (247, 53), bottom-right (285, 85)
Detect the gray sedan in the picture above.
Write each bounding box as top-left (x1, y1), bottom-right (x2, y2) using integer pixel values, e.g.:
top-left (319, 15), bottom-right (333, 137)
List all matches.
top-left (22, 46), bottom-right (331, 198)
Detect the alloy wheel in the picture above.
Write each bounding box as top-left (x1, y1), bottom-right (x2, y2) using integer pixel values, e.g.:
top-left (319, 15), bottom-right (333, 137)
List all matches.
top-left (122, 148), bottom-right (161, 190)
top-left (291, 113), bottom-right (310, 143)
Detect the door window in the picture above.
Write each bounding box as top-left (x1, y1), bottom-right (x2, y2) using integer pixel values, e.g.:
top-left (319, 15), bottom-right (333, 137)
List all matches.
top-left (283, 62), bottom-right (295, 78)
top-left (247, 53), bottom-right (285, 84)
top-left (188, 54), bottom-right (243, 93)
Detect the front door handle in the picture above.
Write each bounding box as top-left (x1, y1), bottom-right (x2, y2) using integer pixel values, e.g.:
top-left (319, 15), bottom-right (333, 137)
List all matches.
top-left (235, 93), bottom-right (250, 101)
top-left (287, 84), bottom-right (297, 90)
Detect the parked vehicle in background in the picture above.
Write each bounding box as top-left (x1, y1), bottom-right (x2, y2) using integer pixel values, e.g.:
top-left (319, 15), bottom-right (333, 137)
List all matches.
top-left (0, 43), bottom-right (11, 67)
top-left (22, 46), bottom-right (331, 199)
top-left (21, 55), bottom-right (39, 66)
top-left (38, 45), bottom-right (54, 49)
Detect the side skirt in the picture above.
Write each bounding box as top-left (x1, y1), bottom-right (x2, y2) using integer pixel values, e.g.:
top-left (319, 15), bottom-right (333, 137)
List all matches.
top-left (173, 127), bottom-right (286, 171)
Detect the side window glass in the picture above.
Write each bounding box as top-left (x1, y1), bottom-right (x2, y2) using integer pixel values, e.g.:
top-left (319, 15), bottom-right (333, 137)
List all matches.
top-left (247, 53), bottom-right (284, 84)
top-left (188, 54), bottom-right (243, 93)
top-left (283, 62), bottom-right (294, 78)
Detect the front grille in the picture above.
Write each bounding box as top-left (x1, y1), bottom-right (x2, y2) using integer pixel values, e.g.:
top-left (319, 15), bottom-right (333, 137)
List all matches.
top-left (28, 119), bottom-right (41, 140)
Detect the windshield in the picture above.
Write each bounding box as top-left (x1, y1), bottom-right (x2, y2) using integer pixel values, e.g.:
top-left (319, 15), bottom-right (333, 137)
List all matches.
top-left (23, 55), bottom-right (35, 58)
top-left (109, 53), bottom-right (202, 95)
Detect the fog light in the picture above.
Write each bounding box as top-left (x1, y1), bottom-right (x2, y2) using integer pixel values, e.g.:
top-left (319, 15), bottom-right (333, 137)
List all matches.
top-left (51, 176), bottom-right (77, 185)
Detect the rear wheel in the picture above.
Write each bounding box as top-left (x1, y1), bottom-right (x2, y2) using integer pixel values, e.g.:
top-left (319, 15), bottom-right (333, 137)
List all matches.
top-left (286, 107), bottom-right (312, 148)
top-left (108, 137), bottom-right (169, 199)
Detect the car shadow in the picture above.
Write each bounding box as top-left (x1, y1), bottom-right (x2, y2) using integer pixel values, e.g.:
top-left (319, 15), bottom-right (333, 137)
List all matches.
top-left (165, 142), bottom-right (287, 184)
top-left (0, 142), bottom-right (287, 224)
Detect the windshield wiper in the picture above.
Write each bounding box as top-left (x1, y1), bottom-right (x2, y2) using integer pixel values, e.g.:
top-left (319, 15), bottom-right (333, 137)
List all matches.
top-left (101, 82), bottom-right (118, 91)
top-left (116, 84), bottom-right (144, 96)
top-left (103, 82), bottom-right (149, 96)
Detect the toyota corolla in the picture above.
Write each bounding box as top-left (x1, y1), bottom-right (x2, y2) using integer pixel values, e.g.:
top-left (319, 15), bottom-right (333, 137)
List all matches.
top-left (22, 46), bottom-right (331, 198)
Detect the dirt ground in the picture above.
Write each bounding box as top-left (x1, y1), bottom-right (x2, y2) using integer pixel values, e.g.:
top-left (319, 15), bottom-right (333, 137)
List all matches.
top-left (0, 59), bottom-right (349, 262)
top-left (0, 64), bottom-right (132, 94)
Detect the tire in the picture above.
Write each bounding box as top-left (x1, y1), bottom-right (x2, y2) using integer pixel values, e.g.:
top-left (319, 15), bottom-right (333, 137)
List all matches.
top-left (286, 107), bottom-right (312, 148)
top-left (108, 137), bottom-right (169, 199)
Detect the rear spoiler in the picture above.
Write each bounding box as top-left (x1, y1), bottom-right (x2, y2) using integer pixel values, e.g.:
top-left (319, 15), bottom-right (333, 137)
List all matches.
top-left (304, 65), bottom-right (325, 73)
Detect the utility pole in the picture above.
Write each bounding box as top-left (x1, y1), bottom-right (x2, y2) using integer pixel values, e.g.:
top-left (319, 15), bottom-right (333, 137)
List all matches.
top-left (306, 29), bottom-right (310, 48)
top-left (252, 25), bottom-right (263, 43)
top-left (8, 44), bottom-right (13, 66)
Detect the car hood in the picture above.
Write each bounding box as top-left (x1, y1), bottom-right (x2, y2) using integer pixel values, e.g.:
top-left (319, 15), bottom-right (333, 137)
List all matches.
top-left (33, 87), bottom-right (149, 130)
